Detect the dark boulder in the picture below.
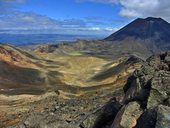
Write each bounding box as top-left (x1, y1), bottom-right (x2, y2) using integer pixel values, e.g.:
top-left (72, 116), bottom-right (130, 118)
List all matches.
top-left (88, 52), bottom-right (170, 128)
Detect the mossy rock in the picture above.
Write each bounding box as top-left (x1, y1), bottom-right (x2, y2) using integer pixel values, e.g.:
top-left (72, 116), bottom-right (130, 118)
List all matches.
top-left (80, 109), bottom-right (101, 128)
top-left (156, 105), bottom-right (170, 128)
top-left (147, 89), bottom-right (167, 108)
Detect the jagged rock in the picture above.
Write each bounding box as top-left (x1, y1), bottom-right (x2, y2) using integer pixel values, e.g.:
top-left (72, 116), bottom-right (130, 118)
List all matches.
top-left (136, 108), bottom-right (157, 128)
top-left (123, 78), bottom-right (142, 103)
top-left (92, 52), bottom-right (170, 128)
top-left (115, 52), bottom-right (170, 128)
top-left (92, 99), bottom-right (122, 128)
top-left (123, 53), bottom-right (170, 109)
top-left (122, 66), bottom-right (154, 108)
top-left (111, 101), bottom-right (143, 128)
top-left (80, 109), bottom-right (101, 128)
top-left (80, 99), bottom-right (121, 128)
top-left (147, 71), bottom-right (170, 108)
top-left (164, 52), bottom-right (170, 63)
top-left (156, 105), bottom-right (170, 128)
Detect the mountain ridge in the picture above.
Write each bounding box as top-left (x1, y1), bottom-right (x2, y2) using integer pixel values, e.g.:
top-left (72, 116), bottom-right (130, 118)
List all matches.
top-left (104, 17), bottom-right (170, 54)
top-left (105, 17), bottom-right (170, 41)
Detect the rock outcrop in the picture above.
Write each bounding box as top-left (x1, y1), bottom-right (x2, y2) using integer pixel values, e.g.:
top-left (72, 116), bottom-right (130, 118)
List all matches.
top-left (81, 52), bottom-right (170, 128)
top-left (80, 98), bottom-right (122, 128)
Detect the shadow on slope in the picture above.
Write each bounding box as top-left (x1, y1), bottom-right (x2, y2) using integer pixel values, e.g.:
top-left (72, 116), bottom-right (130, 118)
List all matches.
top-left (0, 61), bottom-right (45, 95)
top-left (92, 56), bottom-right (144, 81)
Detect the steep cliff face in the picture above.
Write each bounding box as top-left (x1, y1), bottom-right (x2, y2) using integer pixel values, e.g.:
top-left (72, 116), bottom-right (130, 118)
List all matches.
top-left (81, 52), bottom-right (170, 128)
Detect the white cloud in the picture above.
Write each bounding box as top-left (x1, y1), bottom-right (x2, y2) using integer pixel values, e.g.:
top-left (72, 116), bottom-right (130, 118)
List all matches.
top-left (79, 27), bottom-right (117, 32)
top-left (0, 0), bottom-right (90, 33)
top-left (119, 0), bottom-right (170, 22)
top-left (119, 0), bottom-right (159, 17)
top-left (80, 0), bottom-right (170, 21)
top-left (0, 11), bottom-right (88, 30)
top-left (0, 11), bottom-right (115, 34)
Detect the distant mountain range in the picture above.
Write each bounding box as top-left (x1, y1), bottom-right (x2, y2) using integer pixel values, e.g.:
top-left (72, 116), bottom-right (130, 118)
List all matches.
top-left (2, 17), bottom-right (170, 59)
top-left (41, 17), bottom-right (170, 59)
top-left (0, 34), bottom-right (104, 46)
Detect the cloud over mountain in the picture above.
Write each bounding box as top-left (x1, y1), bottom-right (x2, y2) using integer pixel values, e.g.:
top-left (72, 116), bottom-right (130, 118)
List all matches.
top-left (80, 0), bottom-right (170, 21)
top-left (119, 0), bottom-right (170, 20)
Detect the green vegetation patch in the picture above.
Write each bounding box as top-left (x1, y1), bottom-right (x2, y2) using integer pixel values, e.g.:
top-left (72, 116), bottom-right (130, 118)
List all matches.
top-left (67, 51), bottom-right (82, 56)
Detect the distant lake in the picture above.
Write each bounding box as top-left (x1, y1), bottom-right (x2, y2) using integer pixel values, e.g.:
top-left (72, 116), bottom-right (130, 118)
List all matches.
top-left (0, 34), bottom-right (105, 46)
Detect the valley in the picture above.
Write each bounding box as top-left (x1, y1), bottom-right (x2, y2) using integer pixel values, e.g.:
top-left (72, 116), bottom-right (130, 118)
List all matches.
top-left (0, 42), bottom-right (142, 127)
top-left (0, 17), bottom-right (170, 128)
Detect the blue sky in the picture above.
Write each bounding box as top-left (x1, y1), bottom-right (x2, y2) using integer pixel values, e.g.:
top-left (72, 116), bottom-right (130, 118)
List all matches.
top-left (0, 0), bottom-right (170, 35)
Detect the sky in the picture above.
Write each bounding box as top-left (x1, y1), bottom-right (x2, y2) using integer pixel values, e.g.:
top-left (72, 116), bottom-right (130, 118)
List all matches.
top-left (0, 0), bottom-right (170, 35)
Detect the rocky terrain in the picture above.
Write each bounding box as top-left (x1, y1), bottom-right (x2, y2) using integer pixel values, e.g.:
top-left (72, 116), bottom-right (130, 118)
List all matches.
top-left (0, 43), bottom-right (142, 127)
top-left (1, 17), bottom-right (170, 128)
top-left (3, 50), bottom-right (170, 128)
top-left (81, 52), bottom-right (170, 128)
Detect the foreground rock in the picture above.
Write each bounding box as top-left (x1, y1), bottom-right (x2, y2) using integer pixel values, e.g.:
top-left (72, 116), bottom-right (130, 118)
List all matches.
top-left (156, 105), bottom-right (170, 128)
top-left (82, 52), bottom-right (170, 128)
top-left (80, 98), bottom-right (121, 128)
top-left (111, 101), bottom-right (142, 128)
